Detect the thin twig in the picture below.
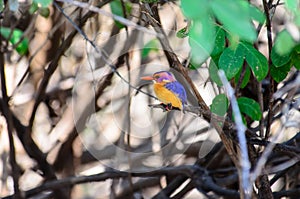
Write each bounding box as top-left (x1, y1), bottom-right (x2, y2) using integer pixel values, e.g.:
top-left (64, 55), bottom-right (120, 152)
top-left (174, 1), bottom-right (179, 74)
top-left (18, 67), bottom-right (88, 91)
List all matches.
top-left (125, 53), bottom-right (134, 197)
top-left (11, 13), bottom-right (66, 96)
top-left (0, 29), bottom-right (22, 198)
top-left (54, 1), bottom-right (158, 101)
top-left (250, 111), bottom-right (288, 183)
top-left (55, 0), bottom-right (161, 37)
top-left (141, 3), bottom-right (209, 112)
top-left (3, 164), bottom-right (240, 199)
top-left (141, 1), bottom-right (241, 180)
top-left (262, 0), bottom-right (275, 139)
top-left (3, 165), bottom-right (202, 198)
top-left (257, 81), bottom-right (264, 138)
top-left (28, 1), bottom-right (114, 133)
top-left (218, 70), bottom-right (251, 199)
top-left (27, 26), bottom-right (77, 134)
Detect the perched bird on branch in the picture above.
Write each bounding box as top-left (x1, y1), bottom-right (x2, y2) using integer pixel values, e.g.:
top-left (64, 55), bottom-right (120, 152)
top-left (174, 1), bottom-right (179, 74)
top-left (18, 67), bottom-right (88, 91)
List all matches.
top-left (141, 71), bottom-right (187, 111)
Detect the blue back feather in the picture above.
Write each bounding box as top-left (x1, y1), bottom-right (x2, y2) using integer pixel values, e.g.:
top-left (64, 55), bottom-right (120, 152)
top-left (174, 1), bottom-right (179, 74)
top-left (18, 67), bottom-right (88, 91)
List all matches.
top-left (164, 81), bottom-right (187, 105)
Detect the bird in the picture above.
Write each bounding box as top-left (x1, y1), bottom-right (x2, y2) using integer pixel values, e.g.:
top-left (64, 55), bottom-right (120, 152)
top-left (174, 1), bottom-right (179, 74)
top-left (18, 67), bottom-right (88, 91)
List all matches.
top-left (141, 71), bottom-right (187, 110)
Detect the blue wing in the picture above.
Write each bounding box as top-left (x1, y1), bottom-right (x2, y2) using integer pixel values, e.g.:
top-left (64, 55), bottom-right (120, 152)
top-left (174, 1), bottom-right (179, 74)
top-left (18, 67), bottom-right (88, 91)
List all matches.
top-left (165, 81), bottom-right (187, 105)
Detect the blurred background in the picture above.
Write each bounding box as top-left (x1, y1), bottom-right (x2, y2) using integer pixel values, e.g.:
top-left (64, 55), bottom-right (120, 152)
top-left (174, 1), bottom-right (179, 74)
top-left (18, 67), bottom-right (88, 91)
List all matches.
top-left (0, 0), bottom-right (299, 198)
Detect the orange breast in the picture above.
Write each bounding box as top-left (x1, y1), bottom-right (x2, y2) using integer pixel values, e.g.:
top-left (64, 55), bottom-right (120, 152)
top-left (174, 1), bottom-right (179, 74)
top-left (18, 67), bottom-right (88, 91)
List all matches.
top-left (153, 83), bottom-right (182, 109)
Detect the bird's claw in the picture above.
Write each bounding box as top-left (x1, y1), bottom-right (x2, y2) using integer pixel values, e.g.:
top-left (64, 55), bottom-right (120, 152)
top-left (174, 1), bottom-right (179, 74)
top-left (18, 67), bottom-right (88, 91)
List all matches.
top-left (148, 103), bottom-right (183, 112)
top-left (148, 103), bottom-right (173, 112)
top-left (164, 103), bottom-right (173, 112)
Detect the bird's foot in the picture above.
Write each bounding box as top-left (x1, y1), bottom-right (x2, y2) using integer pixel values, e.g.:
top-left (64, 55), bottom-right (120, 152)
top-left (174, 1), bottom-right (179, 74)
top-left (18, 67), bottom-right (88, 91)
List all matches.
top-left (150, 103), bottom-right (173, 112)
top-left (148, 103), bottom-right (181, 112)
top-left (164, 103), bottom-right (173, 111)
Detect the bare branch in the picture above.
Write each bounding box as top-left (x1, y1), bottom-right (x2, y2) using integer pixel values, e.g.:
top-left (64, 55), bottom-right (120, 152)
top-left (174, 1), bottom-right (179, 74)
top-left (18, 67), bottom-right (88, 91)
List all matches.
top-left (218, 70), bottom-right (251, 199)
top-left (55, 0), bottom-right (161, 37)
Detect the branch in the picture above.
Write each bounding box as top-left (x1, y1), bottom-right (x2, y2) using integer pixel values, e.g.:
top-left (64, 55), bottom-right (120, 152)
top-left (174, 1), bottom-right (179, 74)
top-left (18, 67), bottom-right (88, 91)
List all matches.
top-left (54, 1), bottom-right (158, 101)
top-left (0, 103), bottom-right (68, 197)
top-left (262, 0), bottom-right (275, 139)
top-left (3, 164), bottom-right (243, 199)
top-left (28, 0), bottom-right (123, 136)
top-left (3, 165), bottom-right (202, 198)
top-left (249, 138), bottom-right (300, 154)
top-left (250, 124), bottom-right (286, 182)
top-left (27, 20), bottom-right (77, 134)
top-left (218, 70), bottom-right (251, 199)
top-left (116, 177), bottom-right (160, 199)
top-left (148, 104), bottom-right (227, 125)
top-left (141, 3), bottom-right (209, 112)
top-left (273, 188), bottom-right (300, 199)
top-left (140, 4), bottom-right (242, 172)
top-left (55, 0), bottom-right (161, 37)
top-left (0, 31), bottom-right (22, 198)
top-left (197, 175), bottom-right (240, 198)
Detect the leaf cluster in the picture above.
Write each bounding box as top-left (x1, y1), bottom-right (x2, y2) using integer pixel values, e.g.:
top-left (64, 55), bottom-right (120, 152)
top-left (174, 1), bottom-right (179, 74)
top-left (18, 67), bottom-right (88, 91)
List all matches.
top-left (180, 0), bottom-right (300, 123)
top-left (0, 0), bottom-right (53, 55)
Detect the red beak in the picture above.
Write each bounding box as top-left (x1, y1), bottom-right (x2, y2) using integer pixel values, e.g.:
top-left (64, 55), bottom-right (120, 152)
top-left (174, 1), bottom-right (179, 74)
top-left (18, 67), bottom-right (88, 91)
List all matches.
top-left (141, 76), bottom-right (154, 80)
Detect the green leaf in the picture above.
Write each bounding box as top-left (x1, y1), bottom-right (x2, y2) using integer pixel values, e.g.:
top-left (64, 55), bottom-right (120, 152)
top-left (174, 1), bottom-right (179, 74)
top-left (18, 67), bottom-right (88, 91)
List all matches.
top-left (234, 65), bottom-right (250, 89)
top-left (248, 4), bottom-right (265, 23)
top-left (237, 97), bottom-right (262, 121)
top-left (294, 44), bottom-right (300, 53)
top-left (293, 57), bottom-right (300, 69)
top-left (110, 0), bottom-right (132, 29)
top-left (270, 63), bottom-right (292, 82)
top-left (209, 57), bottom-right (222, 86)
top-left (189, 17), bottom-right (216, 65)
top-left (33, 0), bottom-right (52, 8)
top-left (291, 48), bottom-right (300, 69)
top-left (176, 26), bottom-right (189, 38)
top-left (295, 12), bottom-right (300, 26)
top-left (38, 7), bottom-right (50, 18)
top-left (271, 47), bottom-right (291, 67)
top-left (141, 39), bottom-right (160, 59)
top-left (226, 33), bottom-right (240, 49)
top-left (211, 94), bottom-right (229, 116)
top-left (181, 0), bottom-right (209, 19)
top-left (211, 26), bottom-right (226, 56)
top-left (218, 45), bottom-right (244, 79)
top-left (188, 62), bottom-right (200, 70)
top-left (30, 0), bottom-right (52, 16)
top-left (274, 30), bottom-right (295, 56)
top-left (240, 42), bottom-right (268, 81)
top-left (0, 0), bottom-right (4, 12)
top-left (210, 0), bottom-right (257, 42)
top-left (29, 2), bottom-right (39, 14)
top-left (0, 27), bottom-right (28, 55)
top-left (285, 0), bottom-right (298, 13)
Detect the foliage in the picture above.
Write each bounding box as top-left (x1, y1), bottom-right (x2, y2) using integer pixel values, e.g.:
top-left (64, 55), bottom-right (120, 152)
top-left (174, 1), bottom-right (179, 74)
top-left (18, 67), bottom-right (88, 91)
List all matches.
top-left (210, 93), bottom-right (229, 116)
top-left (30, 0), bottom-right (52, 17)
top-left (0, 0), bottom-right (52, 55)
top-left (0, 27), bottom-right (28, 55)
top-left (141, 39), bottom-right (160, 59)
top-left (110, 0), bottom-right (132, 29)
top-left (0, 0), bottom-right (4, 12)
top-left (181, 0), bottom-right (265, 65)
top-left (237, 97), bottom-right (262, 121)
top-left (180, 0), bottom-right (300, 123)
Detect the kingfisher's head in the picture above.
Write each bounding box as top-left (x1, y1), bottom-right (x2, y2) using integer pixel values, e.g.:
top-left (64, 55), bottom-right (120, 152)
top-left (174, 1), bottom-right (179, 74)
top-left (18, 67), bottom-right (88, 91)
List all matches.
top-left (141, 71), bottom-right (176, 83)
